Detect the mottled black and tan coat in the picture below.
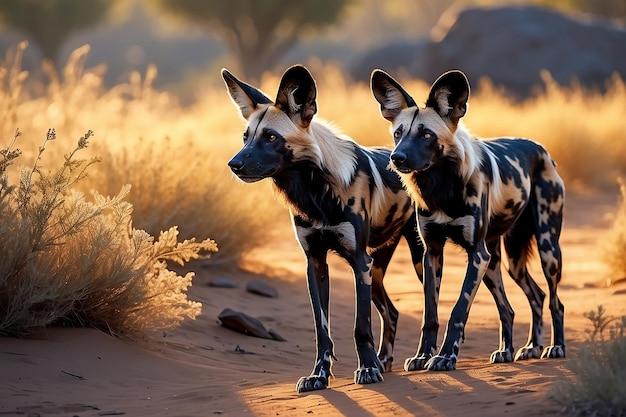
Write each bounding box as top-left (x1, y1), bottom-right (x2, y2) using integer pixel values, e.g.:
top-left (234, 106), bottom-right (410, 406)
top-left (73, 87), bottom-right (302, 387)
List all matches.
top-left (371, 69), bottom-right (565, 371)
top-left (223, 65), bottom-right (424, 392)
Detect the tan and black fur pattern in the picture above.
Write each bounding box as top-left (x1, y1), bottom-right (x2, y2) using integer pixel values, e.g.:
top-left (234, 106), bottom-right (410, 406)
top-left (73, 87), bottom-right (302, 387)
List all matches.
top-left (371, 69), bottom-right (565, 371)
top-left (223, 65), bottom-right (424, 392)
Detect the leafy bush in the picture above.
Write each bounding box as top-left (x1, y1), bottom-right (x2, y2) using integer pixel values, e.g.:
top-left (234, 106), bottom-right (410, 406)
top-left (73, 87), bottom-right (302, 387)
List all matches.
top-left (0, 129), bottom-right (216, 337)
top-left (550, 306), bottom-right (626, 416)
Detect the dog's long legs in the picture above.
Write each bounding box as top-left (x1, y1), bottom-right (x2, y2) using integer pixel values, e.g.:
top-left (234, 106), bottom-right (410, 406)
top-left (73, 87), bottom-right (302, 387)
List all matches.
top-left (405, 236), bottom-right (443, 371)
top-left (371, 241), bottom-right (401, 372)
top-left (425, 240), bottom-right (491, 371)
top-left (296, 250), bottom-right (335, 392)
top-left (504, 222), bottom-right (546, 361)
top-left (482, 239), bottom-right (515, 363)
top-left (533, 183), bottom-right (565, 359)
top-left (351, 250), bottom-right (385, 385)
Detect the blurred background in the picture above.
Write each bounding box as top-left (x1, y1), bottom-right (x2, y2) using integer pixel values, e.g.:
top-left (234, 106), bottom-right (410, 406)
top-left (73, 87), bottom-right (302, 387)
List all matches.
top-left (1, 0), bottom-right (625, 269)
top-left (2, 0), bottom-right (626, 338)
top-left (1, 0), bottom-right (625, 102)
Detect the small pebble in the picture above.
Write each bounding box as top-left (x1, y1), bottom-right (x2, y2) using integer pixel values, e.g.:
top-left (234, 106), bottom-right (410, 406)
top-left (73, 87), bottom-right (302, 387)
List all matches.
top-left (246, 280), bottom-right (279, 298)
top-left (208, 277), bottom-right (238, 288)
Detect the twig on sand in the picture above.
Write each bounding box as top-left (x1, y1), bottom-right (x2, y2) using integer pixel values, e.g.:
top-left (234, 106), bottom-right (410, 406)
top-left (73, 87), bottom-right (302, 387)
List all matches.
top-left (60, 370), bottom-right (85, 380)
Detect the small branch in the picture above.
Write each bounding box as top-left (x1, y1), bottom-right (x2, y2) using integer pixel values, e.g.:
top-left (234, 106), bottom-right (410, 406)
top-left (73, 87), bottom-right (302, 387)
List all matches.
top-left (61, 369), bottom-right (85, 380)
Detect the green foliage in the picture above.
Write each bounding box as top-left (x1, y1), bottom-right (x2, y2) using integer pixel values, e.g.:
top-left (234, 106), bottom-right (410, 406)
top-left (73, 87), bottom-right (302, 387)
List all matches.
top-left (550, 306), bottom-right (626, 416)
top-left (0, 129), bottom-right (217, 337)
top-left (0, 0), bottom-right (114, 62)
top-left (153, 0), bottom-right (354, 80)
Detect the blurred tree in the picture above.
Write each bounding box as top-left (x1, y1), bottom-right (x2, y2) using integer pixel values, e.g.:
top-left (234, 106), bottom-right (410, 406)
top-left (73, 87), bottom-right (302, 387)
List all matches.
top-left (153, 0), bottom-right (355, 80)
top-left (0, 0), bottom-right (115, 64)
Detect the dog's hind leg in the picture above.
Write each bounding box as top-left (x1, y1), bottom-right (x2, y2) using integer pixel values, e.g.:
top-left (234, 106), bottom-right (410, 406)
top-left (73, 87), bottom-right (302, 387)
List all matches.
top-left (371, 215), bottom-right (425, 372)
top-left (482, 238), bottom-right (515, 363)
top-left (371, 241), bottom-right (401, 372)
top-left (533, 180), bottom-right (565, 359)
top-left (505, 209), bottom-right (546, 361)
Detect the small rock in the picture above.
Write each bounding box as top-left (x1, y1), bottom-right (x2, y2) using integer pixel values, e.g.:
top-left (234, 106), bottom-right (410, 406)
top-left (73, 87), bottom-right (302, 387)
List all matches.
top-left (218, 308), bottom-right (273, 339)
top-left (208, 277), bottom-right (238, 288)
top-left (246, 280), bottom-right (279, 298)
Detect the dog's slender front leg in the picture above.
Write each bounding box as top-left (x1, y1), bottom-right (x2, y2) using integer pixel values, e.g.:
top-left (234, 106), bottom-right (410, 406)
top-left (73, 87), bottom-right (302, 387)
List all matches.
top-left (405, 239), bottom-right (444, 371)
top-left (296, 252), bottom-right (335, 393)
top-left (426, 241), bottom-right (491, 371)
top-left (352, 253), bottom-right (384, 385)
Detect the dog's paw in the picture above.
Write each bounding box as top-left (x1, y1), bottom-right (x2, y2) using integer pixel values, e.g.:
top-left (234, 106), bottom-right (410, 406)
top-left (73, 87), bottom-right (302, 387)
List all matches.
top-left (490, 348), bottom-right (514, 364)
top-left (354, 366), bottom-right (384, 385)
top-left (541, 345), bottom-right (566, 359)
top-left (514, 344), bottom-right (543, 361)
top-left (425, 354), bottom-right (456, 371)
top-left (404, 355), bottom-right (431, 371)
top-left (296, 375), bottom-right (329, 393)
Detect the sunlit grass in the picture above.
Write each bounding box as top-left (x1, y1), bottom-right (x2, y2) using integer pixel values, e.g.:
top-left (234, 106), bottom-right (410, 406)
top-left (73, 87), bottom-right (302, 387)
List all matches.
top-left (550, 306), bottom-right (626, 416)
top-left (0, 129), bottom-right (216, 337)
top-left (2, 42), bottom-right (278, 265)
top-left (601, 178), bottom-right (626, 286)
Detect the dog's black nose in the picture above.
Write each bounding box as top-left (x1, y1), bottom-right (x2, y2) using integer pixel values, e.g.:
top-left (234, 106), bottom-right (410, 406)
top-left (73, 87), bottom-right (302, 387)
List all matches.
top-left (228, 158), bottom-right (244, 173)
top-left (390, 151), bottom-right (407, 167)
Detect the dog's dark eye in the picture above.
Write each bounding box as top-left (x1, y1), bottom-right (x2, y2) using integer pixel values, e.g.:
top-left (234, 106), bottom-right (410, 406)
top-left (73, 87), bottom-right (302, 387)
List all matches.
top-left (267, 134), bottom-right (277, 142)
top-left (242, 133), bottom-right (249, 143)
top-left (393, 129), bottom-right (402, 139)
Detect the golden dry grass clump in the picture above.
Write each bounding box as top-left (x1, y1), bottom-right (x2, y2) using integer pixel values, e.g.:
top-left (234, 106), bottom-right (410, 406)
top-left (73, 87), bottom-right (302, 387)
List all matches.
top-left (551, 306), bottom-right (626, 416)
top-left (0, 129), bottom-right (216, 337)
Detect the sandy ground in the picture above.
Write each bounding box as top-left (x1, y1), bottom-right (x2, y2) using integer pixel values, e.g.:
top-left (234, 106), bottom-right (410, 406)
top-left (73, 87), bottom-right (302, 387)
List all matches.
top-left (1, 191), bottom-right (625, 417)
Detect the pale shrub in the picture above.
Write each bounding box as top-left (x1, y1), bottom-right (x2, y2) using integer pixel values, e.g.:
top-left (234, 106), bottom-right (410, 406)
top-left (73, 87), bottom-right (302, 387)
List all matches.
top-left (0, 130), bottom-right (216, 337)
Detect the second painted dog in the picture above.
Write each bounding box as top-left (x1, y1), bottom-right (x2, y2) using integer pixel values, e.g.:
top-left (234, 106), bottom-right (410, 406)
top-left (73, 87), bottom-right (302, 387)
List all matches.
top-left (371, 69), bottom-right (566, 371)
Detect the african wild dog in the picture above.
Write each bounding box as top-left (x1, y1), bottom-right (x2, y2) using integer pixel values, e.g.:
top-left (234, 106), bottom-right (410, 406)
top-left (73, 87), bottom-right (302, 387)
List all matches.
top-left (222, 65), bottom-right (424, 392)
top-left (370, 69), bottom-right (565, 371)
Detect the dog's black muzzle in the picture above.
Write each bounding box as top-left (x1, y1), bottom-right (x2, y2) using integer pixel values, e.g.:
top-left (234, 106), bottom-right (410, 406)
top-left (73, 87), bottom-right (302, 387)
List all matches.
top-left (228, 148), bottom-right (282, 183)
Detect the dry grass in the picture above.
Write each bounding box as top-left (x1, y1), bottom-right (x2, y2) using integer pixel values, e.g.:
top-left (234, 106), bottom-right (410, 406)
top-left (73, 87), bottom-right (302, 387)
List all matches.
top-left (601, 178), bottom-right (626, 286)
top-left (1, 42), bottom-right (278, 265)
top-left (0, 129), bottom-right (216, 337)
top-left (550, 306), bottom-right (626, 416)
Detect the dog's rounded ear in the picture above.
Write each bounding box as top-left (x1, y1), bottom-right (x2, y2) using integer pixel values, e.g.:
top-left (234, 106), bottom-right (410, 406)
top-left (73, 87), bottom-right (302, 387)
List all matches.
top-left (222, 68), bottom-right (273, 120)
top-left (426, 70), bottom-right (470, 126)
top-left (275, 65), bottom-right (317, 129)
top-left (370, 69), bottom-right (417, 122)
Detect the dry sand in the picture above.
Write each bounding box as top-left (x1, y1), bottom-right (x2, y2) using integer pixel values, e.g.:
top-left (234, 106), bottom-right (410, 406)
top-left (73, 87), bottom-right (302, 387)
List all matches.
top-left (1, 192), bottom-right (625, 416)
